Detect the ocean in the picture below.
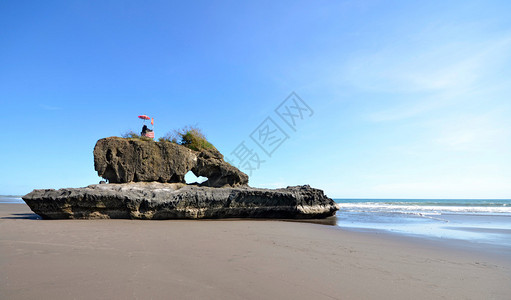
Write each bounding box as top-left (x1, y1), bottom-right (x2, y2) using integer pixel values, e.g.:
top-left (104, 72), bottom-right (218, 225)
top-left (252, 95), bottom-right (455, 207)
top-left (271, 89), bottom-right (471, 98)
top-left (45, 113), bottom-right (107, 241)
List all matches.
top-left (0, 195), bottom-right (24, 204)
top-left (334, 199), bottom-right (511, 249)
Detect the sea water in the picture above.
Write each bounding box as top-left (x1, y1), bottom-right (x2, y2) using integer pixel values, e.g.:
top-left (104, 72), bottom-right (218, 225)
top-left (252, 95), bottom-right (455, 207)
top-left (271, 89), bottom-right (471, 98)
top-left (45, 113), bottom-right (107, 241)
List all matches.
top-left (334, 199), bottom-right (511, 248)
top-left (0, 195), bottom-right (24, 204)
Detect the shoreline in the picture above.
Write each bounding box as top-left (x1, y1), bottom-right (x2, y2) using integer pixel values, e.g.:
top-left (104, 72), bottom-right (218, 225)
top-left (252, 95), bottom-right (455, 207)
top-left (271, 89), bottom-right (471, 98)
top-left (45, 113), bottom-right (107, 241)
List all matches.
top-left (2, 203), bottom-right (510, 299)
top-left (335, 225), bottom-right (511, 265)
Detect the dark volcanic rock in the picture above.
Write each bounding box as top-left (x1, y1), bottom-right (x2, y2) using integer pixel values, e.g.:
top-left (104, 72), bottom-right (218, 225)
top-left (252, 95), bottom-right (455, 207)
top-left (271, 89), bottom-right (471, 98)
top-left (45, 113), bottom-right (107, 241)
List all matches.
top-left (192, 148), bottom-right (249, 188)
top-left (93, 137), bottom-right (248, 187)
top-left (23, 183), bottom-right (339, 220)
top-left (27, 136), bottom-right (336, 220)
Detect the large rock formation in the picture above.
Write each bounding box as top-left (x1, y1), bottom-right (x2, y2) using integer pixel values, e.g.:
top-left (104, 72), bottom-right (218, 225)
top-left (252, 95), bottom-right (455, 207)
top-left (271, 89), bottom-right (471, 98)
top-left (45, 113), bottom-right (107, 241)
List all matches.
top-left (23, 183), bottom-right (338, 220)
top-left (93, 137), bottom-right (248, 187)
top-left (23, 136), bottom-right (339, 220)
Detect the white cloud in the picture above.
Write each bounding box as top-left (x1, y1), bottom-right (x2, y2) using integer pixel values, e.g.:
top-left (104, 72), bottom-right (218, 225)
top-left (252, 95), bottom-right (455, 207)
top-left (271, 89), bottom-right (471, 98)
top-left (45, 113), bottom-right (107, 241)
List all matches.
top-left (345, 29), bottom-right (511, 93)
top-left (342, 21), bottom-right (511, 123)
top-left (432, 113), bottom-right (509, 152)
top-left (366, 91), bottom-right (460, 122)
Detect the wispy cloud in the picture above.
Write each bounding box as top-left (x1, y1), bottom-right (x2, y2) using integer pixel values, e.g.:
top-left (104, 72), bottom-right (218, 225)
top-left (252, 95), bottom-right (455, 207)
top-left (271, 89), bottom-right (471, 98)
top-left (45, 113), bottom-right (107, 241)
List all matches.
top-left (431, 111), bottom-right (511, 152)
top-left (345, 29), bottom-right (511, 93)
top-left (366, 91), bottom-right (460, 122)
top-left (343, 20), bottom-right (511, 122)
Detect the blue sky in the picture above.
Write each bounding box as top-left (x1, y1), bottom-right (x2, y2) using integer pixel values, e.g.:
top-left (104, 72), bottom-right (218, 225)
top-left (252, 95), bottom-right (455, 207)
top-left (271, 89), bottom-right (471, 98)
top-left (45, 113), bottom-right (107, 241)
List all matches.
top-left (1, 0), bottom-right (510, 198)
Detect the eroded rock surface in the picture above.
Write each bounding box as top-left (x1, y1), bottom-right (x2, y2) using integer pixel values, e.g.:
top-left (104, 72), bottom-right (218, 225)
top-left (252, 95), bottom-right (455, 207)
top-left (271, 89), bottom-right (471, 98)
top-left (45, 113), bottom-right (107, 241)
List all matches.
top-left (93, 137), bottom-right (248, 187)
top-left (23, 183), bottom-right (339, 220)
top-left (192, 148), bottom-right (248, 188)
top-left (24, 137), bottom-right (337, 220)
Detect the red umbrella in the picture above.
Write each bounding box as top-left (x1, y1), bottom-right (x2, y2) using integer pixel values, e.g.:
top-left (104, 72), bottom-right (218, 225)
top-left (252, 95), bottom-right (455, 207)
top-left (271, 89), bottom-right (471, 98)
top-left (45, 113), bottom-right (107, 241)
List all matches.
top-left (138, 115), bottom-right (150, 120)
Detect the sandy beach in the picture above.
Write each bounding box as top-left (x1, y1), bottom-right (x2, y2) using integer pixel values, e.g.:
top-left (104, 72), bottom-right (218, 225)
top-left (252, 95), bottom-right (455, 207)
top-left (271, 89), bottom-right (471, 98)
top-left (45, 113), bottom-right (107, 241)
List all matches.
top-left (1, 203), bottom-right (510, 300)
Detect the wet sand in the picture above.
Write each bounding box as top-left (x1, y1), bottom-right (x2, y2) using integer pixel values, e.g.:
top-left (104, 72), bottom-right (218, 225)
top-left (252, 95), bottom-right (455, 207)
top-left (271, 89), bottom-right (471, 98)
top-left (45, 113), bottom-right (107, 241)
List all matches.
top-left (1, 203), bottom-right (510, 299)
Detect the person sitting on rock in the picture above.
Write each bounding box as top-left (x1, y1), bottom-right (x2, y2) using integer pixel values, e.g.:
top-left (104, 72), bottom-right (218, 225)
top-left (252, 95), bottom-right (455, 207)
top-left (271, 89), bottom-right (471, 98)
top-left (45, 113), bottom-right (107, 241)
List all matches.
top-left (141, 125), bottom-right (149, 136)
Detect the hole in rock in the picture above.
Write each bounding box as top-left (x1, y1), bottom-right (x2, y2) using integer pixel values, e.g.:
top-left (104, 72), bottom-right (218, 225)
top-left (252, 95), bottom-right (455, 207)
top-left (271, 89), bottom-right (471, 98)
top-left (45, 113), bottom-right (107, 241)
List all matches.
top-left (184, 171), bottom-right (208, 184)
top-left (106, 149), bottom-right (113, 162)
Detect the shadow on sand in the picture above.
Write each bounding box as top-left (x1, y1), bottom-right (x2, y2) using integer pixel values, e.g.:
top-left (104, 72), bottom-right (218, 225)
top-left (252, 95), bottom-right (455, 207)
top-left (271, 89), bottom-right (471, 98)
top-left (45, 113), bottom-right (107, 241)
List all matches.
top-left (283, 215), bottom-right (338, 226)
top-left (1, 213), bottom-right (42, 220)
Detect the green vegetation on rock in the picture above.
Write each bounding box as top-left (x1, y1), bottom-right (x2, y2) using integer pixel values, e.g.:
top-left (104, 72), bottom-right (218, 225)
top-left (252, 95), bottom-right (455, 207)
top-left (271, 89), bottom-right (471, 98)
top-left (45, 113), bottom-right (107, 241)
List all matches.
top-left (159, 126), bottom-right (216, 151)
top-left (121, 126), bottom-right (215, 151)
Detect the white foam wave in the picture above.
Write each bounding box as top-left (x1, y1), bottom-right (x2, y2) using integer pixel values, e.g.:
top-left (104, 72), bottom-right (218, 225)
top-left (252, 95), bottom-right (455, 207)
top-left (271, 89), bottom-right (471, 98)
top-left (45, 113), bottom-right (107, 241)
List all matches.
top-left (337, 203), bottom-right (511, 215)
top-left (0, 196), bottom-right (24, 204)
